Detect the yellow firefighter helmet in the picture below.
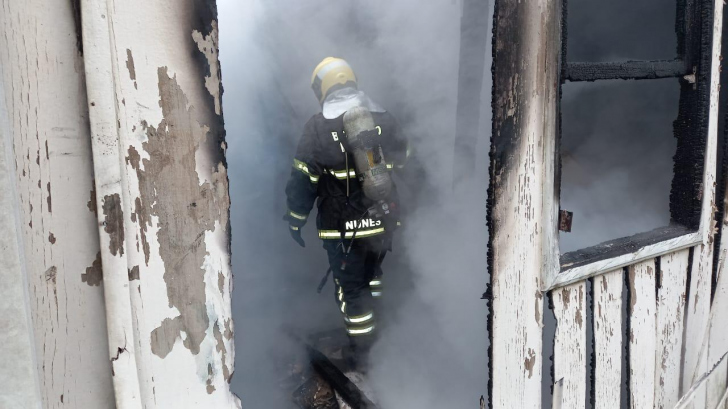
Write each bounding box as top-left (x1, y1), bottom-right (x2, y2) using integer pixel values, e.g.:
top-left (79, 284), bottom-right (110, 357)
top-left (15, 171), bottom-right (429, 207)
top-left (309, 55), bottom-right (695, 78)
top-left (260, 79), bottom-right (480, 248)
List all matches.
top-left (311, 57), bottom-right (357, 104)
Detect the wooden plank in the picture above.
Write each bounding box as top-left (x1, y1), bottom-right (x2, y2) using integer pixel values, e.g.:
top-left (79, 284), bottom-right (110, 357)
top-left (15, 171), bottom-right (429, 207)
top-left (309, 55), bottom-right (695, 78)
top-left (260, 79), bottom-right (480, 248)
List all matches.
top-left (676, 352), bottom-right (728, 409)
top-left (697, 0), bottom-right (722, 247)
top-left (99, 2), bottom-right (239, 407)
top-left (593, 270), bottom-right (623, 409)
top-left (81, 0), bottom-right (144, 404)
top-left (552, 378), bottom-right (565, 409)
top-left (565, 59), bottom-right (689, 82)
top-left (709, 0), bottom-right (728, 394)
top-left (305, 344), bottom-right (378, 409)
top-left (681, 0), bottom-right (722, 402)
top-left (683, 243), bottom-right (714, 408)
top-left (488, 0), bottom-right (562, 406)
top-left (0, 1), bottom-right (115, 407)
top-left (0, 87), bottom-right (43, 407)
top-left (717, 387), bottom-right (728, 409)
top-left (677, 371), bottom-right (710, 409)
top-left (553, 282), bottom-right (587, 408)
top-left (553, 229), bottom-right (700, 290)
top-left (709, 232), bottom-right (728, 408)
top-left (540, 0), bottom-right (564, 291)
top-left (655, 249), bottom-right (690, 409)
top-left (707, 358), bottom-right (728, 409)
top-left (628, 260), bottom-right (657, 409)
top-left (560, 225), bottom-right (695, 270)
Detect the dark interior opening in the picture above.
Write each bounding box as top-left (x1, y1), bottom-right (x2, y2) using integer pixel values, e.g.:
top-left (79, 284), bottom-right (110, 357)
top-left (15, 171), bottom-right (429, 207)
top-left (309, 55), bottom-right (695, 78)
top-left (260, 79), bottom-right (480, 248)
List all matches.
top-left (566, 0), bottom-right (677, 63)
top-left (557, 0), bottom-right (714, 266)
top-left (559, 79), bottom-right (679, 253)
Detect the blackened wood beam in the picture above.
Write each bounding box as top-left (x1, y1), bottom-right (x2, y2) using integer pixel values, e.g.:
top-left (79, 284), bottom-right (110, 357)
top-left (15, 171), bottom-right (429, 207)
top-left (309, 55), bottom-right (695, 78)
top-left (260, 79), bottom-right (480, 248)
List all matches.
top-left (565, 59), bottom-right (690, 82)
top-left (488, 0), bottom-right (562, 405)
top-left (286, 330), bottom-right (377, 409)
top-left (306, 344), bottom-right (378, 409)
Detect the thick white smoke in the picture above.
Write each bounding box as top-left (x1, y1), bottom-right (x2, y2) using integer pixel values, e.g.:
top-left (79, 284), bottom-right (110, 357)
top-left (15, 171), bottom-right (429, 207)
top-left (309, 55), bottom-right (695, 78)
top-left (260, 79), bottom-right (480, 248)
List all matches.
top-left (218, 0), bottom-right (686, 407)
top-left (218, 0), bottom-right (491, 407)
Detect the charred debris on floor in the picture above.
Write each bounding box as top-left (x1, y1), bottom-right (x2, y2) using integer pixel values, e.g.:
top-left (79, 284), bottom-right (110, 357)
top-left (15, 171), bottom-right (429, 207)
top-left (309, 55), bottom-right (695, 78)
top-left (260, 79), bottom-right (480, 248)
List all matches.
top-left (284, 331), bottom-right (379, 409)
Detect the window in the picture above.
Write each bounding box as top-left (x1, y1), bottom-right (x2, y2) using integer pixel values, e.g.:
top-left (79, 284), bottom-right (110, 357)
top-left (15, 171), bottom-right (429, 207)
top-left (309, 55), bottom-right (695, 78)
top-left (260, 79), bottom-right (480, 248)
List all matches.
top-left (567, 0), bottom-right (677, 62)
top-left (559, 79), bottom-right (679, 253)
top-left (550, 0), bottom-right (718, 288)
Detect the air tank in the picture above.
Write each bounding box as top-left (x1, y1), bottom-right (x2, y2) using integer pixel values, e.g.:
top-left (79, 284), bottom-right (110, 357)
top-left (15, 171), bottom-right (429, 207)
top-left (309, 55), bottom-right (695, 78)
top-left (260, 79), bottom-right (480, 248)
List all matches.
top-left (343, 106), bottom-right (392, 201)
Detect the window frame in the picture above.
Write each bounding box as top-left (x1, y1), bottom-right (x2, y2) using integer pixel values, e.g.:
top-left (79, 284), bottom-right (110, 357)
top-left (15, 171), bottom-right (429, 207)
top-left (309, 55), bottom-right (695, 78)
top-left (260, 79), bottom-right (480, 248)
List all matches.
top-left (543, 0), bottom-right (721, 290)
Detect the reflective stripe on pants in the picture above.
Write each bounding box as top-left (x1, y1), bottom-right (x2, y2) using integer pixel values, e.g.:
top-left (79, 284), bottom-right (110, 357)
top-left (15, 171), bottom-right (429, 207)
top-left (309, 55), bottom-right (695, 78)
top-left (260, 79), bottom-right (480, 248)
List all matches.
top-left (325, 240), bottom-right (386, 340)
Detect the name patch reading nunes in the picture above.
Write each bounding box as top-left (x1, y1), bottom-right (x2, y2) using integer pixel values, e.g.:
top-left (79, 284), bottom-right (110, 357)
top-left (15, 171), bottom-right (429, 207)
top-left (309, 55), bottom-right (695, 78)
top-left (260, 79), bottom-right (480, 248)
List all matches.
top-left (345, 218), bottom-right (382, 230)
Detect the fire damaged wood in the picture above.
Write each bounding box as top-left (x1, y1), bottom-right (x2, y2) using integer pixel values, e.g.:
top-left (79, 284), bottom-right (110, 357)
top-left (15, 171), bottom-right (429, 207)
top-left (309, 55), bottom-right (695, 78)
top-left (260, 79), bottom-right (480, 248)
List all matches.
top-left (565, 60), bottom-right (688, 82)
top-left (558, 210), bottom-right (573, 232)
top-left (279, 332), bottom-right (344, 408)
top-left (679, 0), bottom-right (723, 403)
top-left (305, 345), bottom-right (378, 409)
top-left (709, 68), bottom-right (728, 406)
top-left (671, 0), bottom-right (716, 232)
top-left (560, 225), bottom-right (695, 271)
top-left (488, 0), bottom-right (562, 406)
top-left (553, 0), bottom-right (723, 290)
top-left (292, 372), bottom-right (340, 409)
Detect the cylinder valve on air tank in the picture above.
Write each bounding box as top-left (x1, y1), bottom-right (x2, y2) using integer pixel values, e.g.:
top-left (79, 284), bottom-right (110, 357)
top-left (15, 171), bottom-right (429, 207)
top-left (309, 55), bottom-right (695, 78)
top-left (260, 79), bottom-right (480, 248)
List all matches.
top-left (343, 106), bottom-right (393, 202)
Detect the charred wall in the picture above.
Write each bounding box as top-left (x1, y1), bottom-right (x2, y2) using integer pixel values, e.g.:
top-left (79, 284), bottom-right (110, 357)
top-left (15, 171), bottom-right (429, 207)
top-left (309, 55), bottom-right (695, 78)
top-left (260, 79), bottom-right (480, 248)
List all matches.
top-left (670, 0), bottom-right (715, 230)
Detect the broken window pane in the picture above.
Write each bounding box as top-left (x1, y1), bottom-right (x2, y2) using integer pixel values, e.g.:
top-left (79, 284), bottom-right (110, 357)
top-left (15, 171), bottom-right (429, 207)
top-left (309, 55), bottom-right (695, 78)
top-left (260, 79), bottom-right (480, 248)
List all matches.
top-left (567, 0), bottom-right (678, 62)
top-left (559, 79), bottom-right (679, 253)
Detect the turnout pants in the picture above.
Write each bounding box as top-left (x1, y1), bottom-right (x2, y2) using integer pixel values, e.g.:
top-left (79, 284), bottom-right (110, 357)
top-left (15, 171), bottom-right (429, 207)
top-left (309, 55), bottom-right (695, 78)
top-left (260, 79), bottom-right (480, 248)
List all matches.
top-left (323, 238), bottom-right (386, 348)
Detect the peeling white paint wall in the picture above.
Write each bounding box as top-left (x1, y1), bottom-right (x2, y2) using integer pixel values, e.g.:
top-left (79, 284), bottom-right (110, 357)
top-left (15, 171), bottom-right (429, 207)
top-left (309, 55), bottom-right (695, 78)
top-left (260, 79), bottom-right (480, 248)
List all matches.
top-left (92, 1), bottom-right (239, 407)
top-left (0, 77), bottom-right (42, 409)
top-left (489, 0), bottom-right (562, 406)
top-left (2, 0), bottom-right (238, 407)
top-left (0, 1), bottom-right (115, 407)
top-left (490, 0), bottom-right (726, 407)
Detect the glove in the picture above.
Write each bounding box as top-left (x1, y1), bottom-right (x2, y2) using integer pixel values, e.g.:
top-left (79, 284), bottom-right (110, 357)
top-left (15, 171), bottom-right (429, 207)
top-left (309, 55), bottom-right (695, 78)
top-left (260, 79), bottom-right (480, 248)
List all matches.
top-left (289, 226), bottom-right (305, 247)
top-left (283, 213), bottom-right (306, 247)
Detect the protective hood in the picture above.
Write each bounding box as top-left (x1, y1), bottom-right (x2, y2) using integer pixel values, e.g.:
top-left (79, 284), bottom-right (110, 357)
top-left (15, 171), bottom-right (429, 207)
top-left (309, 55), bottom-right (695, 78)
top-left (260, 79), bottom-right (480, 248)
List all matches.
top-left (322, 88), bottom-right (386, 119)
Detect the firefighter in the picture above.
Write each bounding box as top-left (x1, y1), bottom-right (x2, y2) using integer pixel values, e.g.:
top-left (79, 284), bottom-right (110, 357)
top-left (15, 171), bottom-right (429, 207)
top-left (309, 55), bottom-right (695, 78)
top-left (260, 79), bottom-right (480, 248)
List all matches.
top-left (284, 57), bottom-right (409, 364)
